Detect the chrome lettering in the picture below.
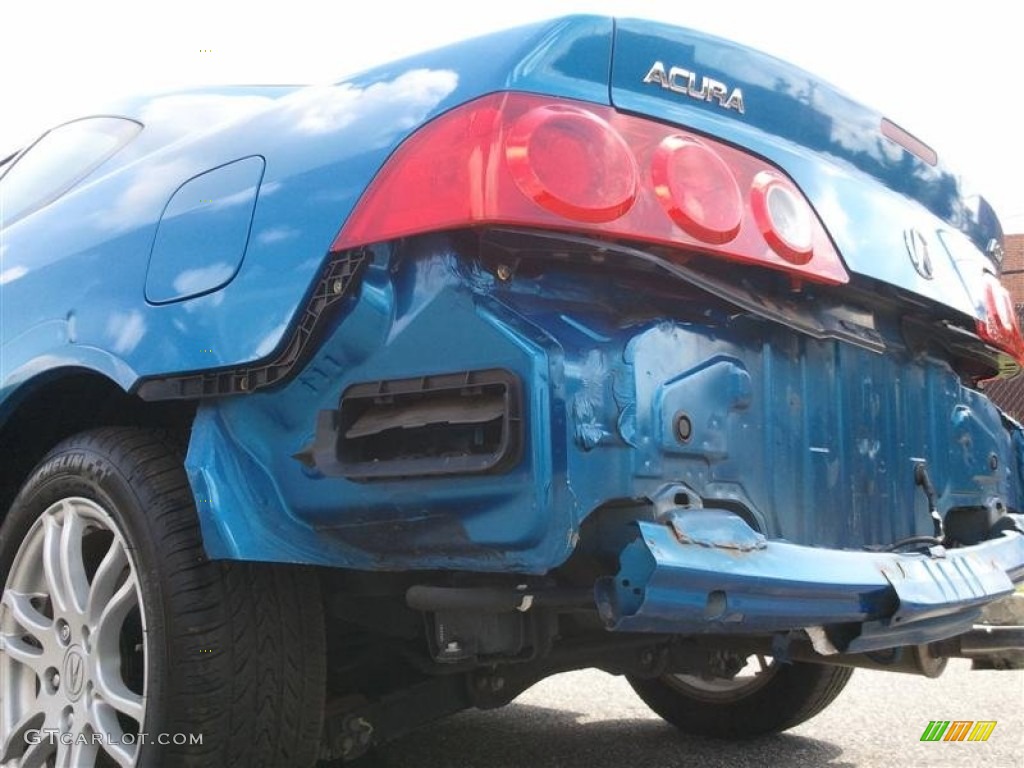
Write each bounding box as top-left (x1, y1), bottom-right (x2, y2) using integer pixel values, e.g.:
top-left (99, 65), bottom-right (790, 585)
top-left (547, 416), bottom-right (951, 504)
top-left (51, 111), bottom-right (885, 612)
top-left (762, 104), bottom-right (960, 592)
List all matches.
top-left (642, 61), bottom-right (746, 114)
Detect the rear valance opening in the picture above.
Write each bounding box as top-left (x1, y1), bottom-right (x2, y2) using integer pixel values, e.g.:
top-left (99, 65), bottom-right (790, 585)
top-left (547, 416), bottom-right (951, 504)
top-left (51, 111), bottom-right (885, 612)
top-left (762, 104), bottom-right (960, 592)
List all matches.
top-left (299, 368), bottom-right (523, 480)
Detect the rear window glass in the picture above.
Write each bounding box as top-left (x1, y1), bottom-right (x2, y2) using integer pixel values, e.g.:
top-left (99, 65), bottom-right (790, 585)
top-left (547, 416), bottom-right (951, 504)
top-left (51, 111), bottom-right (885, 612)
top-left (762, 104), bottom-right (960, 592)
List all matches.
top-left (0, 116), bottom-right (141, 226)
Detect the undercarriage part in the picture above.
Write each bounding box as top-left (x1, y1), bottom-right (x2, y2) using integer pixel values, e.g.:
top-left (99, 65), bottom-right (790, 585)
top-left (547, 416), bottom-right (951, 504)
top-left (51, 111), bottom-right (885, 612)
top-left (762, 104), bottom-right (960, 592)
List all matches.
top-left (788, 639), bottom-right (949, 678)
top-left (930, 592), bottom-right (1024, 669)
top-left (429, 610), bottom-right (531, 663)
top-left (319, 634), bottom-right (675, 762)
top-left (945, 499), bottom-right (1016, 546)
top-left (320, 676), bottom-right (471, 762)
top-left (406, 584), bottom-right (594, 613)
top-left (423, 602), bottom-right (560, 665)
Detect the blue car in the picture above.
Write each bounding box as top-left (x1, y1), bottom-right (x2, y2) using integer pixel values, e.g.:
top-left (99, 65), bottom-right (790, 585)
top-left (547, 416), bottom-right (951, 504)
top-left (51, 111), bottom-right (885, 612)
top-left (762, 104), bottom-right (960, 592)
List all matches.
top-left (1, 16), bottom-right (1022, 767)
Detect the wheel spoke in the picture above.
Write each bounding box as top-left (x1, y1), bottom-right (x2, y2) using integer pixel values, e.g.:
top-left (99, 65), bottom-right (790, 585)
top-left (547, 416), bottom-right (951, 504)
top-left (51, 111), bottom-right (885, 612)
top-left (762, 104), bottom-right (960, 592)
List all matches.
top-left (42, 504), bottom-right (92, 616)
top-left (55, 737), bottom-right (73, 768)
top-left (94, 575), bottom-right (138, 649)
top-left (2, 590), bottom-right (52, 639)
top-left (42, 514), bottom-right (67, 614)
top-left (86, 536), bottom-right (129, 626)
top-left (0, 633), bottom-right (45, 673)
top-left (756, 654), bottom-right (768, 673)
top-left (90, 699), bottom-right (136, 768)
top-left (94, 670), bottom-right (144, 724)
top-left (59, 502), bottom-right (90, 615)
top-left (93, 570), bottom-right (145, 726)
top-left (102, 738), bottom-right (137, 768)
top-left (0, 709), bottom-right (44, 763)
top-left (18, 735), bottom-right (54, 768)
top-left (70, 736), bottom-right (100, 767)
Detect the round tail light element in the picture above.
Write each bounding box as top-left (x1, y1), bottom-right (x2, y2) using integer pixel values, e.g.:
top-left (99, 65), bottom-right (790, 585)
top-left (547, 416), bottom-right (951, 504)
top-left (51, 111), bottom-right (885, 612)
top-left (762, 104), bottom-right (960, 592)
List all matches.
top-left (752, 171), bottom-right (814, 264)
top-left (651, 135), bottom-right (742, 244)
top-left (505, 105), bottom-right (639, 223)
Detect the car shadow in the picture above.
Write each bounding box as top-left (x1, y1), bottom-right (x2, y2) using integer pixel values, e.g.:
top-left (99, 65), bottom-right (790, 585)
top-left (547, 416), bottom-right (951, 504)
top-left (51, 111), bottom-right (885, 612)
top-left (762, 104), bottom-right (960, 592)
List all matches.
top-left (360, 701), bottom-right (854, 768)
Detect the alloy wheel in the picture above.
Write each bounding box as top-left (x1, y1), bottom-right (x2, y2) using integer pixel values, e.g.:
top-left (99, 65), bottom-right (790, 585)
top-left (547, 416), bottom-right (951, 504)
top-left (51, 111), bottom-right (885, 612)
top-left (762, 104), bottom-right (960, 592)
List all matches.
top-left (0, 497), bottom-right (146, 767)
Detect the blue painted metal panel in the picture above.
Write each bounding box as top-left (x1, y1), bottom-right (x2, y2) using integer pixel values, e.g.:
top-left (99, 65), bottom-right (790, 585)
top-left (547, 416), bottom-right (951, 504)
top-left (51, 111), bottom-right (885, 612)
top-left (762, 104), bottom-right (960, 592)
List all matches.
top-left (184, 239), bottom-right (1024, 577)
top-left (594, 509), bottom-right (1022, 649)
top-left (145, 156), bottom-right (265, 303)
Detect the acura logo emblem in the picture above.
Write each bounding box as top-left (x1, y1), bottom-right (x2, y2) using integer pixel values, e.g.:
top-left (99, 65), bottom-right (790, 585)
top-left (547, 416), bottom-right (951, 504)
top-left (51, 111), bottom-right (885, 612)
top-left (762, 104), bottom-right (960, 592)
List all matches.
top-left (64, 647), bottom-right (86, 699)
top-left (905, 229), bottom-right (933, 280)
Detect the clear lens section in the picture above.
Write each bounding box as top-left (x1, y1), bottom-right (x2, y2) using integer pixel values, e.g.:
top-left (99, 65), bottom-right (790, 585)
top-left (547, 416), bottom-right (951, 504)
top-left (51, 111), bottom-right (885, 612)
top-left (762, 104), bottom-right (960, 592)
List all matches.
top-left (766, 185), bottom-right (812, 253)
top-left (751, 172), bottom-right (814, 265)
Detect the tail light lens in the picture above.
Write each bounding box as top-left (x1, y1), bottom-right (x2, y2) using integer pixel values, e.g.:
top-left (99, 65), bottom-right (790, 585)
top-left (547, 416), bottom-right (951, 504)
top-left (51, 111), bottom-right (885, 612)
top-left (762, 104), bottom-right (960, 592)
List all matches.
top-left (651, 136), bottom-right (743, 244)
top-left (333, 92), bottom-right (848, 285)
top-left (751, 172), bottom-right (814, 264)
top-left (977, 272), bottom-right (1024, 363)
top-left (504, 105), bottom-right (638, 223)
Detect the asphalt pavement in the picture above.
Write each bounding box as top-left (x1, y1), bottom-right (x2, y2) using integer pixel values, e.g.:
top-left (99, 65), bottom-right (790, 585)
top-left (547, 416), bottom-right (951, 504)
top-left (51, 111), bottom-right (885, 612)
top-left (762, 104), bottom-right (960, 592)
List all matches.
top-left (368, 660), bottom-right (1023, 768)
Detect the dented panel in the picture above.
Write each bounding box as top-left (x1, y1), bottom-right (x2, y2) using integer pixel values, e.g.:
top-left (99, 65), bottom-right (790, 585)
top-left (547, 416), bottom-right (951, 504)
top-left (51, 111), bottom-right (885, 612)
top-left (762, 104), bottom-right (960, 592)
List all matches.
top-left (185, 237), bottom-right (1024, 575)
top-left (595, 511), bottom-right (1022, 649)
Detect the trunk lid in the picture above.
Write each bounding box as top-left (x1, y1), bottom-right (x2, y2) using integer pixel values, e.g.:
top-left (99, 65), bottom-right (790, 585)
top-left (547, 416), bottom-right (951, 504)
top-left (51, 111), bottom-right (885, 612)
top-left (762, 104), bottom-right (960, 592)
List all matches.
top-left (609, 18), bottom-right (1001, 320)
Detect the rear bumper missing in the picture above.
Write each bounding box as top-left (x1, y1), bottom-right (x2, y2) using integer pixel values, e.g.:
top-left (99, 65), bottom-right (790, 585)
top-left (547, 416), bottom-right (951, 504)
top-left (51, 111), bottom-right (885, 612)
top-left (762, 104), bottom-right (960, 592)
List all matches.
top-left (596, 509), bottom-right (1024, 653)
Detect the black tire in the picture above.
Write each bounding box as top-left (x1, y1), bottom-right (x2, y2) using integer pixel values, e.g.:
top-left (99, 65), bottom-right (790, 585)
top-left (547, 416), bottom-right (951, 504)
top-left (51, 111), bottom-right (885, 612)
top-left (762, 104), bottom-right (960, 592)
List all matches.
top-left (0, 427), bottom-right (325, 767)
top-left (628, 659), bottom-right (853, 739)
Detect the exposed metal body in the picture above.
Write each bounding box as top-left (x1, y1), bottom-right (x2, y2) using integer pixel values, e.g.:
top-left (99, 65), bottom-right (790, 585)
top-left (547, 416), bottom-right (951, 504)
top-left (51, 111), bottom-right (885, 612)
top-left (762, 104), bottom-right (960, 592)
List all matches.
top-left (1, 18), bottom-right (1022, 745)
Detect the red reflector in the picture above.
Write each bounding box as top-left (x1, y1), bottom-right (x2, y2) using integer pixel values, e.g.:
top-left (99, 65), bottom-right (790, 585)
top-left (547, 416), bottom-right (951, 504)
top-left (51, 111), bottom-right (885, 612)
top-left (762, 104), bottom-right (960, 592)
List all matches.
top-left (333, 92), bottom-right (848, 285)
top-left (651, 136), bottom-right (742, 244)
top-left (505, 105), bottom-right (638, 223)
top-left (977, 273), bottom-right (1024, 364)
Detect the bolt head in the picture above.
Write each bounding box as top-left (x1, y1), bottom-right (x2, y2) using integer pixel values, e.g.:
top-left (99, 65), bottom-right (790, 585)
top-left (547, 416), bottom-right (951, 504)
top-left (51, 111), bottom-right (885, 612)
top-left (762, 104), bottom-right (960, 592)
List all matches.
top-left (674, 413), bottom-right (693, 443)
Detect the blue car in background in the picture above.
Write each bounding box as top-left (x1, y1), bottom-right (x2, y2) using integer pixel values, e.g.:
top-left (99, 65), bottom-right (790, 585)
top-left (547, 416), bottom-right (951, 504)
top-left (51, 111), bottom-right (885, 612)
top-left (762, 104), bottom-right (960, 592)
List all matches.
top-left (1, 16), bottom-right (1022, 767)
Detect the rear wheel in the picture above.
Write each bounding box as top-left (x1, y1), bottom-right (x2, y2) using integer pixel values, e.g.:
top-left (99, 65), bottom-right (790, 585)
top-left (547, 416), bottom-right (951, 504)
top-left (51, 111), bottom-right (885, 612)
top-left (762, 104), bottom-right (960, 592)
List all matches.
top-left (0, 427), bottom-right (325, 767)
top-left (628, 655), bottom-right (853, 738)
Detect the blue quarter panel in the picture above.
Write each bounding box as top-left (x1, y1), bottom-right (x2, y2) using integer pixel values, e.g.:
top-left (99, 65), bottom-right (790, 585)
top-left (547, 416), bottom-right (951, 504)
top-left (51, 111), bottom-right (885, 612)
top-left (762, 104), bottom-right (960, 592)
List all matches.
top-left (0, 16), bottom-right (613, 399)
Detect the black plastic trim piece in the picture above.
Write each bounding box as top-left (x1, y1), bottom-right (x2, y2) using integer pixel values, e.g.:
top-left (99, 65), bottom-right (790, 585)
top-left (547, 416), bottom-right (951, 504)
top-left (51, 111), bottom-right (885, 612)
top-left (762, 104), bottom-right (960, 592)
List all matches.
top-left (300, 368), bottom-right (524, 480)
top-left (136, 248), bottom-right (369, 400)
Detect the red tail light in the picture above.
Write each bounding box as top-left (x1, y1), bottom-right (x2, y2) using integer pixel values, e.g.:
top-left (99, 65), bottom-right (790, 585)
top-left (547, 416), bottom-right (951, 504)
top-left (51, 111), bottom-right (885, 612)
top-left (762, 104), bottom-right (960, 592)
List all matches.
top-left (651, 136), bottom-right (742, 244)
top-left (333, 92), bottom-right (848, 285)
top-left (505, 104), bottom-right (638, 223)
top-left (977, 272), bottom-right (1024, 364)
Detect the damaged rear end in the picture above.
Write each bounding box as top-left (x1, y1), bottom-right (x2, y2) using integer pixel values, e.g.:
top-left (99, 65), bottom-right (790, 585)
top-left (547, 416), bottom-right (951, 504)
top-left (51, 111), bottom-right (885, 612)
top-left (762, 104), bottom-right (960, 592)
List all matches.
top-left (582, 18), bottom-right (1024, 668)
top-left (178, 15), bottom-right (1024, 756)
